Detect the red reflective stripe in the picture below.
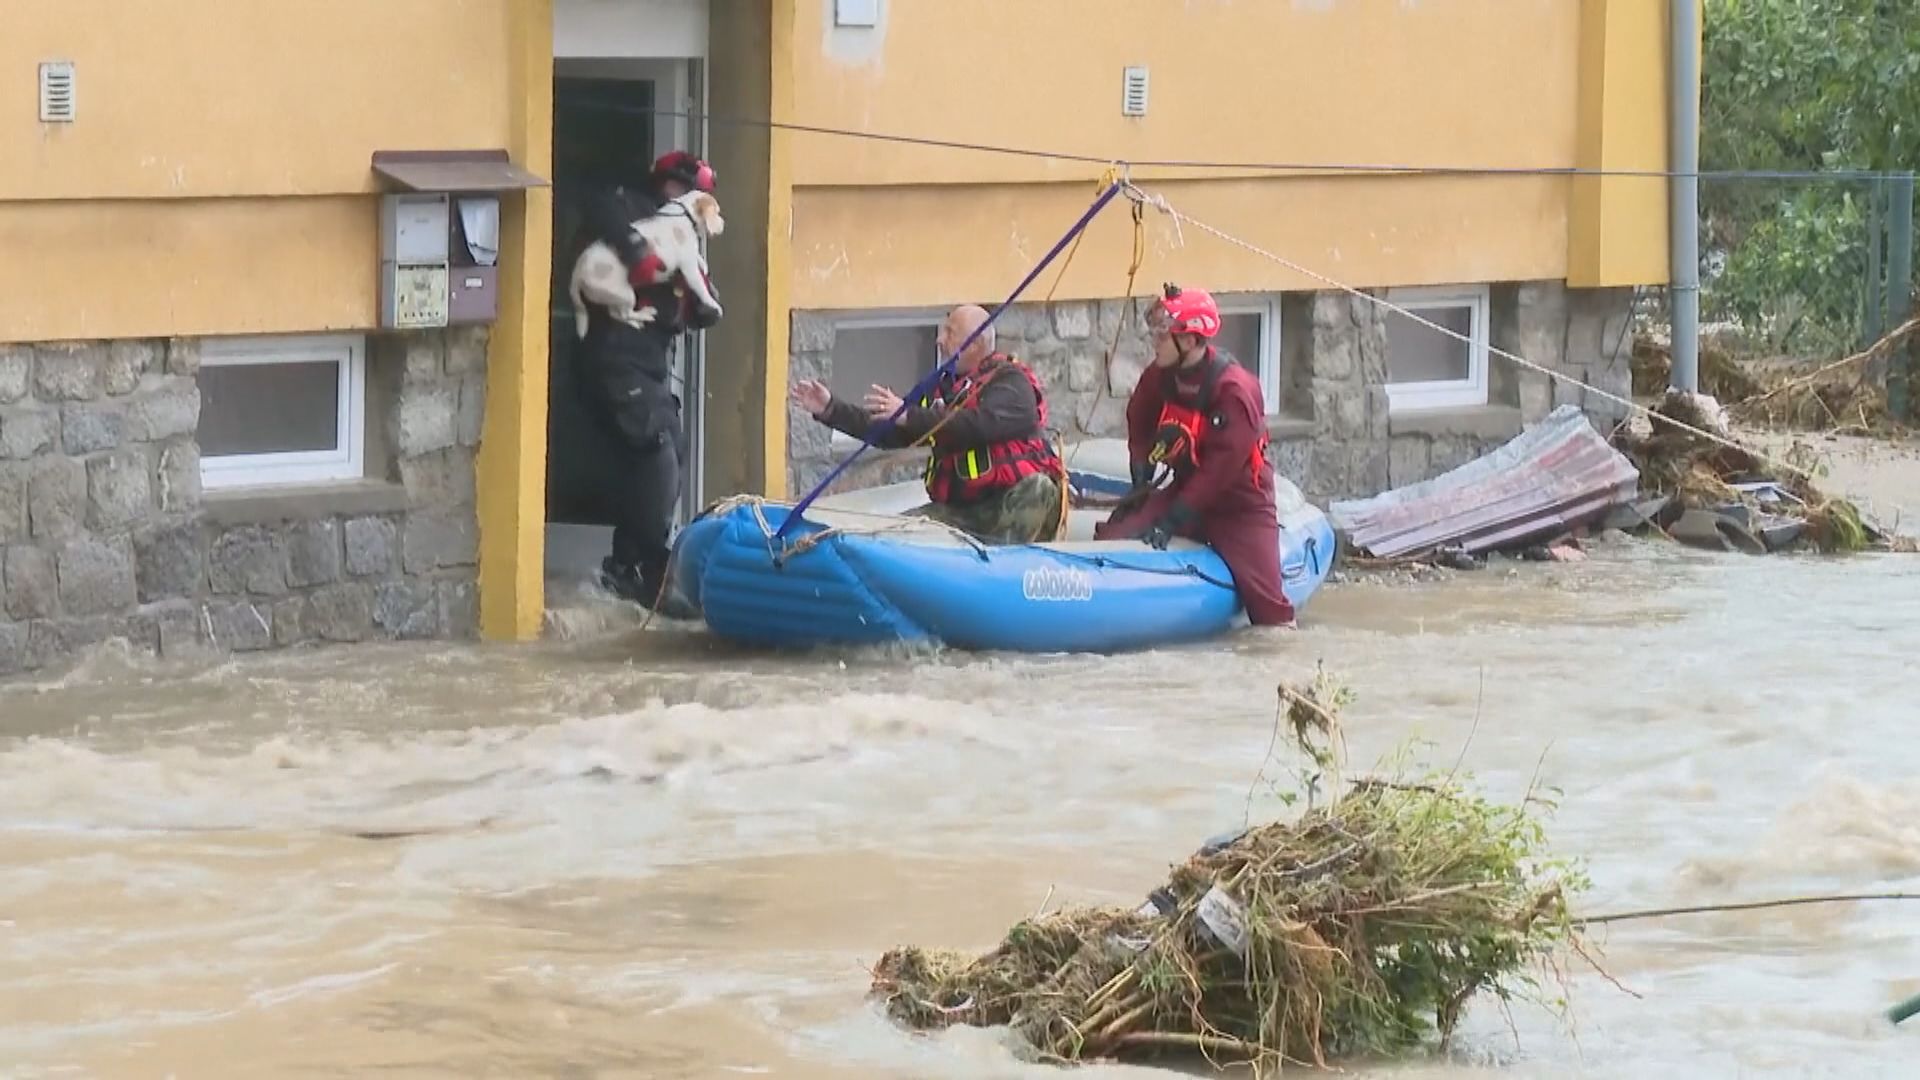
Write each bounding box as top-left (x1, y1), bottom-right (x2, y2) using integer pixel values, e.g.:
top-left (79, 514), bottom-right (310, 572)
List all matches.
top-left (1152, 400), bottom-right (1266, 486)
top-left (1151, 401), bottom-right (1208, 470)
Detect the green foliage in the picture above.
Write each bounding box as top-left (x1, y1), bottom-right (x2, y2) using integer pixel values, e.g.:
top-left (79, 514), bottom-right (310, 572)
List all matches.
top-left (1701, 0), bottom-right (1920, 352)
top-left (1706, 188), bottom-right (1867, 354)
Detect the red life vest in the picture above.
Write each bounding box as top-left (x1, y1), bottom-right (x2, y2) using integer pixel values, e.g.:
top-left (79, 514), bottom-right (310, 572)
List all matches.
top-left (1148, 350), bottom-right (1269, 487)
top-left (922, 355), bottom-right (1063, 505)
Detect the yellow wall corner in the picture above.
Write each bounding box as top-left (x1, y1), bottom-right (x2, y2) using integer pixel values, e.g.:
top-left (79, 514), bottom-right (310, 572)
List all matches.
top-left (1568, 0), bottom-right (1688, 289)
top-left (760, 0), bottom-right (795, 501)
top-left (476, 0), bottom-right (554, 643)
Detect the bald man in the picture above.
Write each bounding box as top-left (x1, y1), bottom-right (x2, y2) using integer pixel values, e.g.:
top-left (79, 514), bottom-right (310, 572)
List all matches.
top-left (792, 305), bottom-right (1066, 544)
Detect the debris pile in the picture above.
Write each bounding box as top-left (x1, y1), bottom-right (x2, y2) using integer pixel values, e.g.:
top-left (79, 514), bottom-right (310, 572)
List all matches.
top-left (1326, 394), bottom-right (1904, 566)
top-left (1610, 392), bottom-right (1895, 554)
top-left (1735, 356), bottom-right (1895, 433)
top-left (1630, 335), bottom-right (1762, 404)
top-left (1632, 319), bottom-right (1918, 437)
top-left (869, 676), bottom-right (1585, 1072)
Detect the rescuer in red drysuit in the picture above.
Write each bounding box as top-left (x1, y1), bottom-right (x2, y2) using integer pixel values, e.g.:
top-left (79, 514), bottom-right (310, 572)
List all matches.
top-left (1093, 284), bottom-right (1297, 627)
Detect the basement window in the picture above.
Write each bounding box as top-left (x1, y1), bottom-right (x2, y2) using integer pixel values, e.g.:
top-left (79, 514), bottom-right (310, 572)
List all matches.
top-left (1215, 295), bottom-right (1285, 417)
top-left (199, 334), bottom-right (367, 490)
top-left (1382, 285), bottom-right (1490, 412)
top-left (822, 313), bottom-right (945, 450)
top-left (826, 313), bottom-right (944, 403)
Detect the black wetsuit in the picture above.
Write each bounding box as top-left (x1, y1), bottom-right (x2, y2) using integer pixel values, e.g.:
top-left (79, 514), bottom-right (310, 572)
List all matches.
top-left (569, 184), bottom-right (721, 601)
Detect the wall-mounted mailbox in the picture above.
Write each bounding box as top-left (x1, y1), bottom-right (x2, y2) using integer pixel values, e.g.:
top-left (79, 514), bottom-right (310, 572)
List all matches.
top-left (449, 197), bottom-right (499, 324)
top-left (370, 149), bottom-right (548, 330)
top-left (380, 192), bottom-right (452, 329)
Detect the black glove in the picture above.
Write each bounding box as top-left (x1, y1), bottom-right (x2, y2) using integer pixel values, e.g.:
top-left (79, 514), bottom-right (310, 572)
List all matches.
top-left (1109, 460), bottom-right (1157, 517)
top-left (1141, 504), bottom-right (1194, 550)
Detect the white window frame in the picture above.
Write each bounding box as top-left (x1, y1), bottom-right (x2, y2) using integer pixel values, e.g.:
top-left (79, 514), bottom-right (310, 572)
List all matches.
top-left (198, 333), bottom-right (367, 491)
top-left (1382, 285), bottom-right (1490, 413)
top-left (823, 310), bottom-right (947, 452)
top-left (1216, 295), bottom-right (1284, 417)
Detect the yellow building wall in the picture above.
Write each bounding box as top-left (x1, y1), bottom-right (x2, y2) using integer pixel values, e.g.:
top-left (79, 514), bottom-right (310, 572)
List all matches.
top-left (1, 0), bottom-right (512, 202)
top-left (0, 0), bottom-right (520, 343)
top-left (706, 0), bottom-right (796, 502)
top-left (793, 176), bottom-right (1572, 312)
top-left (0, 198), bottom-right (376, 342)
top-left (786, 0), bottom-right (1674, 309)
top-left (1570, 0), bottom-right (1689, 287)
top-left (476, 0), bottom-right (554, 644)
top-left (6, 0), bottom-right (554, 644)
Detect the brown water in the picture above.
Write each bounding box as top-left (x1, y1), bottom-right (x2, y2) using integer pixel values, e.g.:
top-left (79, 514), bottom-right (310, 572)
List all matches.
top-left (3, 539), bottom-right (1917, 1078)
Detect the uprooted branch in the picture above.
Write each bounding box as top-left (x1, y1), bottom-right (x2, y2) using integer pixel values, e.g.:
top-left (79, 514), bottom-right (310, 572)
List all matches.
top-left (869, 675), bottom-right (1589, 1073)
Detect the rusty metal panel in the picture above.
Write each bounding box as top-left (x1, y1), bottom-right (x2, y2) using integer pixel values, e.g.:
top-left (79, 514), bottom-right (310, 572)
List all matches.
top-left (1329, 405), bottom-right (1640, 558)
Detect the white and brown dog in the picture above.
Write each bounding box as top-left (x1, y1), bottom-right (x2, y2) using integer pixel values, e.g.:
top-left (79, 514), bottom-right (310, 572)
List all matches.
top-left (569, 188), bottom-right (725, 338)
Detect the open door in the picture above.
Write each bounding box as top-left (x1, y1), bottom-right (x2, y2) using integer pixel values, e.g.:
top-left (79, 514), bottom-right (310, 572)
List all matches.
top-left (543, 54), bottom-right (709, 583)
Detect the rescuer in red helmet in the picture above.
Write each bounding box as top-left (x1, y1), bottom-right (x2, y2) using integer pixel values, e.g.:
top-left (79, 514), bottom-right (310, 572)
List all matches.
top-left (1093, 283), bottom-right (1296, 627)
top-left (648, 150), bottom-right (717, 200)
top-left (568, 148), bottom-right (723, 611)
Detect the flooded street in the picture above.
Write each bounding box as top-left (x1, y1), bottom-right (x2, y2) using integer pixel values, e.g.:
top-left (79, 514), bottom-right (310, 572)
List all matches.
top-left (3, 539), bottom-right (1917, 1078)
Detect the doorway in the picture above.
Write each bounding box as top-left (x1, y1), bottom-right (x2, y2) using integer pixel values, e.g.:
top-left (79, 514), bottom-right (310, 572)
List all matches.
top-left (543, 53), bottom-right (709, 584)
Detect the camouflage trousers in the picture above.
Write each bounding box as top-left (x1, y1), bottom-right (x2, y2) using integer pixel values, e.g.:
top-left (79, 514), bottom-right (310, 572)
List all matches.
top-left (908, 472), bottom-right (1064, 544)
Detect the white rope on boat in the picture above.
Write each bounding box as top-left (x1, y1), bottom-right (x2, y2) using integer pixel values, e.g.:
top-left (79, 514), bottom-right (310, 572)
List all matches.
top-left (698, 492), bottom-right (992, 557)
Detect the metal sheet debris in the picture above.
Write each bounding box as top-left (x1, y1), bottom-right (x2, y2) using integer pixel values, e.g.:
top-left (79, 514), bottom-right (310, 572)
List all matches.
top-left (1329, 405), bottom-right (1641, 559)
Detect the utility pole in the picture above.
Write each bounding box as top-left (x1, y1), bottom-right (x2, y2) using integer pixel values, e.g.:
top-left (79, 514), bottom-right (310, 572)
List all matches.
top-left (1669, 0), bottom-right (1702, 395)
top-left (1887, 174), bottom-right (1914, 422)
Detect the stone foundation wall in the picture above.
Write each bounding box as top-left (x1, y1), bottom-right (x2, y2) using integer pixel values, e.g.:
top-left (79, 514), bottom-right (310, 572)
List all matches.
top-left (1, 328), bottom-right (487, 678)
top-left (1280, 283), bottom-right (1633, 502)
top-left (786, 283), bottom-right (1634, 507)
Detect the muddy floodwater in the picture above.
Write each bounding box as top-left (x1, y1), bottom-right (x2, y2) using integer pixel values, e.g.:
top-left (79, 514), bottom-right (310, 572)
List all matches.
top-left (3, 538), bottom-right (1916, 1078)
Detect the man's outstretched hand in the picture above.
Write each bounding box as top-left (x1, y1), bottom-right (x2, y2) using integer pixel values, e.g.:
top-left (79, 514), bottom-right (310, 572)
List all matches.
top-left (791, 379), bottom-right (832, 418)
top-left (863, 384), bottom-right (905, 419)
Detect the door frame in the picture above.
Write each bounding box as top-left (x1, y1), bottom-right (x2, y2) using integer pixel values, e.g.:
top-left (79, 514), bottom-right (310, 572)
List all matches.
top-left (549, 53), bottom-right (711, 528)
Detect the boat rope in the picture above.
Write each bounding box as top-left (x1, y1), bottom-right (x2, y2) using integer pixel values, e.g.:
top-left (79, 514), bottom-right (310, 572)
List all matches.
top-left (1576, 890), bottom-right (1918, 926)
top-left (694, 493), bottom-right (995, 561)
top-left (682, 490), bottom-right (1238, 586)
top-left (775, 174), bottom-right (1127, 541)
top-left (638, 491), bottom-right (782, 629)
top-left (1067, 199), bottom-right (1150, 469)
top-left (1045, 548), bottom-right (1239, 591)
top-left (1119, 181), bottom-right (1825, 486)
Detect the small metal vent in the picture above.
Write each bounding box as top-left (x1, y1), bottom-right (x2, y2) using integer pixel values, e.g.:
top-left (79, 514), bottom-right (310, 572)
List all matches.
top-left (39, 61), bottom-right (75, 123)
top-left (1121, 66), bottom-right (1149, 117)
top-left (834, 0), bottom-right (878, 28)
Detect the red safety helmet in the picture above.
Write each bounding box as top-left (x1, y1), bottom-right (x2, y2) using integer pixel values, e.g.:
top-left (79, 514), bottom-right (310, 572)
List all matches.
top-left (1153, 283), bottom-right (1221, 339)
top-left (651, 150), bottom-right (716, 194)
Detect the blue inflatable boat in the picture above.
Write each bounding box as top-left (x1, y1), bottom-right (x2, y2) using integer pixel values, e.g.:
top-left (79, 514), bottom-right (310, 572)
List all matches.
top-left (660, 440), bottom-right (1335, 654)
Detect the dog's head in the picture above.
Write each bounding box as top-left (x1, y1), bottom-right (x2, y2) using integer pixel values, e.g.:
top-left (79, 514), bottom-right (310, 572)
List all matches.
top-left (680, 190), bottom-right (725, 238)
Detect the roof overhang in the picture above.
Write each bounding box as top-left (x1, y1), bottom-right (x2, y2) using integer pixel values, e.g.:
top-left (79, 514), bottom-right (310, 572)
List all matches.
top-left (371, 149), bottom-right (549, 194)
